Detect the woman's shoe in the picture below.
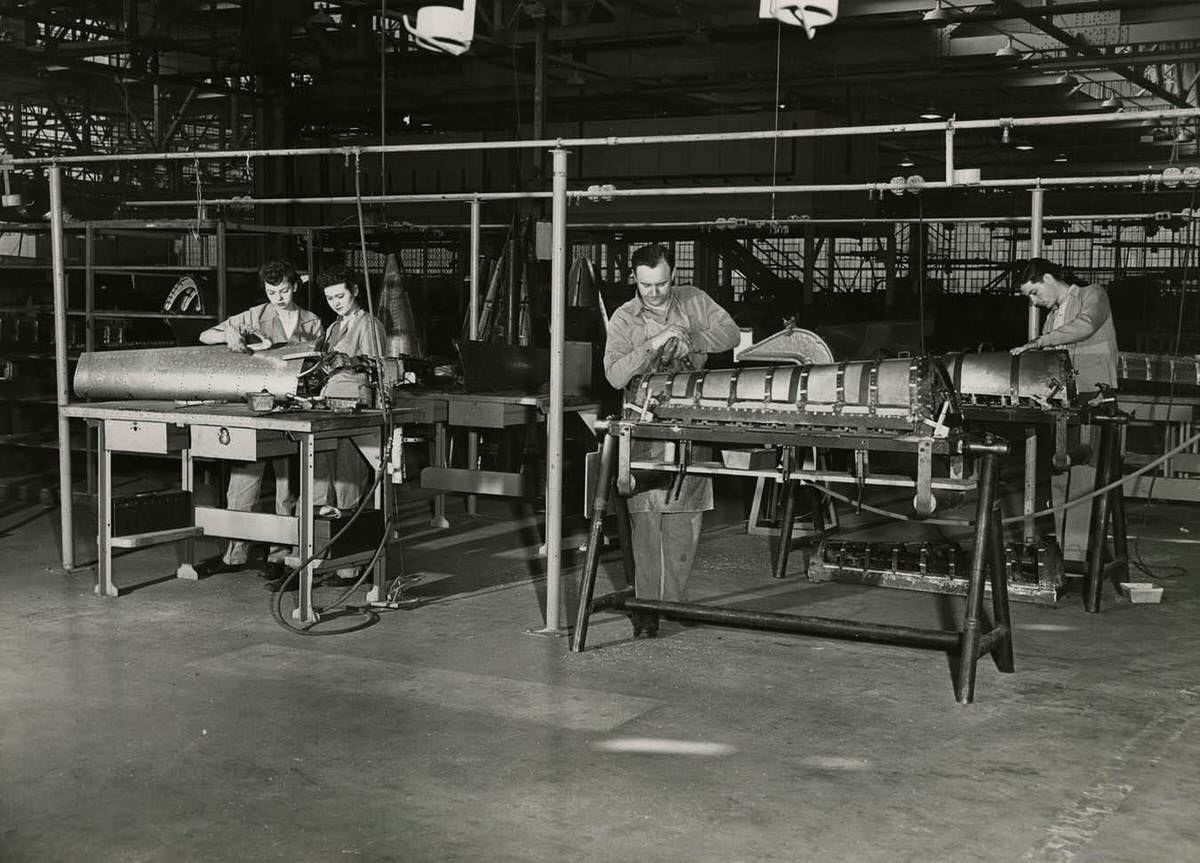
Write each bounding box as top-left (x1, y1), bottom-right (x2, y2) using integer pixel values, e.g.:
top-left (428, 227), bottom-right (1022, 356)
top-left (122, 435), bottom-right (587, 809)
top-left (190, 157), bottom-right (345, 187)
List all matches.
top-left (630, 611), bottom-right (660, 639)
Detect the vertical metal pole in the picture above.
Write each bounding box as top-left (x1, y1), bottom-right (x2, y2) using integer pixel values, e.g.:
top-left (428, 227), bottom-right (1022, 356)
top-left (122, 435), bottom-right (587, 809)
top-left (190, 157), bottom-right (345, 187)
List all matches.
top-left (467, 199), bottom-right (481, 516)
top-left (50, 165), bottom-right (74, 571)
top-left (216, 218), bottom-right (228, 322)
top-left (1024, 187), bottom-right (1044, 547)
top-left (84, 223), bottom-right (96, 498)
top-left (530, 147), bottom-right (568, 636)
top-left (943, 122), bottom-right (954, 186)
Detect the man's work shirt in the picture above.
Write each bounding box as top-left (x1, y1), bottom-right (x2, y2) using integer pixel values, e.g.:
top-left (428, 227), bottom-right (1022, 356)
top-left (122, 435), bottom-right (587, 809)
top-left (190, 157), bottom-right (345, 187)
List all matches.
top-left (1038, 283), bottom-right (1118, 392)
top-left (215, 303), bottom-right (324, 347)
top-left (603, 284), bottom-right (740, 513)
top-left (604, 284), bottom-right (741, 389)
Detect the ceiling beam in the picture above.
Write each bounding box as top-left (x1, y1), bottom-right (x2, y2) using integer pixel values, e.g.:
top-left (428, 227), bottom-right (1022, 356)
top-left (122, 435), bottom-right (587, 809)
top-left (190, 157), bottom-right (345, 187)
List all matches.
top-left (990, 0), bottom-right (1194, 109)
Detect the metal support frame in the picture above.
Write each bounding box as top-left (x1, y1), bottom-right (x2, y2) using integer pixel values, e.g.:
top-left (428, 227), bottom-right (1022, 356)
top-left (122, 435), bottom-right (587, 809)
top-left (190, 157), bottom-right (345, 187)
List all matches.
top-left (527, 147), bottom-right (569, 637)
top-left (49, 164), bottom-right (73, 570)
top-left (573, 430), bottom-right (1014, 705)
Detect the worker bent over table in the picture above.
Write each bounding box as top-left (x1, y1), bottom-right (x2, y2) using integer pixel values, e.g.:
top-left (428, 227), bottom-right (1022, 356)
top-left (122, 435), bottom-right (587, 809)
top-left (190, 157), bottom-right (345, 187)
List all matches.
top-left (603, 242), bottom-right (741, 639)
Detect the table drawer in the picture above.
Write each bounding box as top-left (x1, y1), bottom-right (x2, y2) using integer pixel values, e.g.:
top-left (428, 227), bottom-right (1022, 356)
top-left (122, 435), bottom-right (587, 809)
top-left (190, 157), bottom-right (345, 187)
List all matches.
top-left (190, 425), bottom-right (292, 461)
top-left (104, 419), bottom-right (188, 454)
top-left (448, 399), bottom-right (532, 429)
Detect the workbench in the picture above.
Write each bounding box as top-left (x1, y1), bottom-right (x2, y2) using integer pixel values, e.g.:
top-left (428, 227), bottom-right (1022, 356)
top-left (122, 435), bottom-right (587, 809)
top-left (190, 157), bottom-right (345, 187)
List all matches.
top-left (391, 387), bottom-right (600, 526)
top-left (63, 399), bottom-right (418, 623)
top-left (1119, 391), bottom-right (1200, 501)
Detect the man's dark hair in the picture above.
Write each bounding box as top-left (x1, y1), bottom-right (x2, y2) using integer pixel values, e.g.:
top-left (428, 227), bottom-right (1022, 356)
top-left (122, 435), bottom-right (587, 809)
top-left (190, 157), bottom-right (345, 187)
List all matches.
top-left (315, 264), bottom-right (363, 295)
top-left (1017, 257), bottom-right (1089, 289)
top-left (260, 259), bottom-right (299, 287)
top-left (630, 243), bottom-right (674, 271)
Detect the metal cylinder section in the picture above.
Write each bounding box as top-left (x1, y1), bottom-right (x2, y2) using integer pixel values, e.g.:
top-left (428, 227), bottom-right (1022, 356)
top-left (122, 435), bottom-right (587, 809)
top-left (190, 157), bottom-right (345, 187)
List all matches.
top-left (943, 349), bottom-right (1076, 408)
top-left (73, 345), bottom-right (308, 401)
top-left (628, 357), bottom-right (950, 432)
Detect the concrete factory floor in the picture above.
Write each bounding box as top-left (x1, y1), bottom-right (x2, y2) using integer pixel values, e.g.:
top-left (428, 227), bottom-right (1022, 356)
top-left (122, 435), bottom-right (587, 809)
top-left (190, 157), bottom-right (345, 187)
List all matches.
top-left (1, 467), bottom-right (1199, 863)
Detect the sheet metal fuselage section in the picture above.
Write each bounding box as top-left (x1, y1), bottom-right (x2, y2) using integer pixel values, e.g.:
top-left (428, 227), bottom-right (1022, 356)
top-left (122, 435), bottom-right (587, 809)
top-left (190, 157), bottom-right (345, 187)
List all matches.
top-left (618, 357), bottom-right (966, 516)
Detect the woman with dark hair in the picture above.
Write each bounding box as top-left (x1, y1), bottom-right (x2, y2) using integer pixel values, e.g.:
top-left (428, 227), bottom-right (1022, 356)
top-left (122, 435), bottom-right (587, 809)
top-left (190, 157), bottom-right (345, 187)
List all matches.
top-left (1011, 257), bottom-right (1120, 563)
top-left (264, 266), bottom-right (388, 590)
top-left (195, 259), bottom-right (323, 577)
top-left (1010, 256), bottom-right (1118, 396)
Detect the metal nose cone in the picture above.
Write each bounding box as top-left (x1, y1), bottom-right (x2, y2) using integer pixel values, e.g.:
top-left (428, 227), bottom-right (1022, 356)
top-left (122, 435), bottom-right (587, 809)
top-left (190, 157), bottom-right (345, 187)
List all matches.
top-left (377, 252), bottom-right (426, 359)
top-left (566, 256), bottom-right (599, 309)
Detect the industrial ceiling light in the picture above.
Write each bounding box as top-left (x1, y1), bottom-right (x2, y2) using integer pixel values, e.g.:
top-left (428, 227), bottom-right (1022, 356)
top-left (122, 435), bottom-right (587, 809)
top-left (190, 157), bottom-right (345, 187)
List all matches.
top-left (1, 157), bottom-right (23, 208)
top-left (1055, 71), bottom-right (1079, 88)
top-left (918, 104), bottom-right (942, 120)
top-left (1175, 126), bottom-right (1195, 144)
top-left (922, 0), bottom-right (951, 26)
top-left (994, 37), bottom-right (1021, 59)
top-left (404, 0), bottom-right (477, 56)
top-left (1100, 93), bottom-right (1123, 110)
top-left (1053, 152), bottom-right (1069, 162)
top-left (1014, 139), bottom-right (1034, 151)
top-left (898, 154), bottom-right (915, 168)
top-left (758, 0), bottom-right (839, 40)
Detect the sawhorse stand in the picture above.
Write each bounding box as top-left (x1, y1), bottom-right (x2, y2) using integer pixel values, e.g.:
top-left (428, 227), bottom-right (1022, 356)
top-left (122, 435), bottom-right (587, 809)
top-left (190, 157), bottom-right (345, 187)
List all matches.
top-left (571, 426), bottom-right (1016, 705)
top-left (1081, 407), bottom-right (1130, 613)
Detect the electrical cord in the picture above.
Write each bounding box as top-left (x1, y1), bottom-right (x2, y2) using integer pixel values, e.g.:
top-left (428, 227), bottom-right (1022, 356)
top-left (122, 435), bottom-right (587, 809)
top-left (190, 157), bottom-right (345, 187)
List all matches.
top-left (270, 156), bottom-right (417, 634)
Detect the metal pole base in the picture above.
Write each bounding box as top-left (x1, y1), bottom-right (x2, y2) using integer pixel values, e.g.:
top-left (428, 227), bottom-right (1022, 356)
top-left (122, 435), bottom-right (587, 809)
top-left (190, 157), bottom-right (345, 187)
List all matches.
top-left (525, 626), bottom-right (570, 638)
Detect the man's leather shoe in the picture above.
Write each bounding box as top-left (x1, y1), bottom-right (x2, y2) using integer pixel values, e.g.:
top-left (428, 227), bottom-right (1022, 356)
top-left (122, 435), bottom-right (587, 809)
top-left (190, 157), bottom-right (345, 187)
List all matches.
top-left (193, 555), bottom-right (245, 577)
top-left (631, 611), bottom-right (659, 639)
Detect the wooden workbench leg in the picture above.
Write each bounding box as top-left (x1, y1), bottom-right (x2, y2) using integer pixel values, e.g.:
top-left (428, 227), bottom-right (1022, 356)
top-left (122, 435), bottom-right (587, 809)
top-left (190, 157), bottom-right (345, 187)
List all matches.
top-left (571, 430), bottom-right (617, 652)
top-left (94, 422), bottom-right (117, 597)
top-left (431, 421), bottom-right (450, 529)
top-left (987, 496), bottom-right (1015, 674)
top-left (294, 433), bottom-right (318, 624)
top-left (176, 447), bottom-right (199, 580)
top-left (956, 451), bottom-right (999, 705)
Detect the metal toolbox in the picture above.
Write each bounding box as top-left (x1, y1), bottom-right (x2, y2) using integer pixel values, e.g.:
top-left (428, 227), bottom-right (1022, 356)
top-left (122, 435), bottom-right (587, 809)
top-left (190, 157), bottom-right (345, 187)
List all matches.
top-left (112, 490), bottom-right (193, 537)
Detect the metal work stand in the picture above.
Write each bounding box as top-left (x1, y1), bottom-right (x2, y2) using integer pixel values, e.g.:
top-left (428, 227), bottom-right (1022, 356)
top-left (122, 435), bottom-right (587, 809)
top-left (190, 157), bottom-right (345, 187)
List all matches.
top-left (1081, 407), bottom-right (1130, 613)
top-left (572, 430), bottom-right (1016, 705)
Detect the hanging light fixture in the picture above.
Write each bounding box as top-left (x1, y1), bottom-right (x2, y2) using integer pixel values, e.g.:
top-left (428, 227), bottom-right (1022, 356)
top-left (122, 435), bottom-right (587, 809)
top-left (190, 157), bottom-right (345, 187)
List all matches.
top-left (1053, 152), bottom-right (1069, 163)
top-left (1055, 71), bottom-right (1079, 88)
top-left (899, 154), bottom-right (916, 168)
top-left (1014, 138), bottom-right (1034, 151)
top-left (922, 0), bottom-right (951, 25)
top-left (405, 0), bottom-right (477, 56)
top-left (994, 37), bottom-right (1021, 59)
top-left (758, 1), bottom-right (840, 40)
top-left (919, 103), bottom-right (942, 120)
top-left (1100, 92), bottom-right (1124, 110)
